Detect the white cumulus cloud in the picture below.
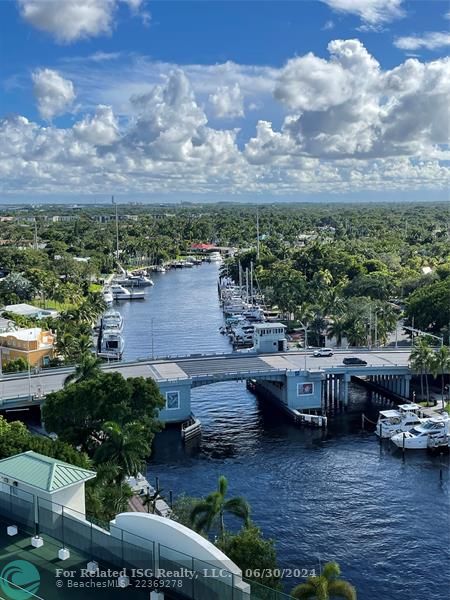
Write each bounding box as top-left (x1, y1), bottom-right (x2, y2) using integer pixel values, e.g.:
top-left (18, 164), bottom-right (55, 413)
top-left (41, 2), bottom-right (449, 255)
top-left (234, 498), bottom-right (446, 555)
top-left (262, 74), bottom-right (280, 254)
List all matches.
top-left (394, 32), bottom-right (450, 51)
top-left (1, 42), bottom-right (449, 199)
top-left (321, 0), bottom-right (404, 25)
top-left (17, 0), bottom-right (147, 43)
top-left (32, 68), bottom-right (76, 120)
top-left (209, 84), bottom-right (244, 118)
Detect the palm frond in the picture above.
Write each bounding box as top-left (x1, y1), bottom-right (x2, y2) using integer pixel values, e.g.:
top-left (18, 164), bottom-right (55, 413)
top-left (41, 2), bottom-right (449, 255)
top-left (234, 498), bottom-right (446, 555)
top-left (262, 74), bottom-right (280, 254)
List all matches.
top-left (218, 475), bottom-right (228, 497)
top-left (290, 582), bottom-right (317, 599)
top-left (223, 497), bottom-right (250, 525)
top-left (328, 580), bottom-right (357, 600)
top-left (322, 561), bottom-right (341, 581)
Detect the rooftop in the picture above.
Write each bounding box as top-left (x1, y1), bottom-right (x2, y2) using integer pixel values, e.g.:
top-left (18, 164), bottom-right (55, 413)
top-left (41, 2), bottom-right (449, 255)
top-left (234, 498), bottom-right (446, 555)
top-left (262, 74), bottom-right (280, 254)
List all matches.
top-left (3, 303), bottom-right (58, 318)
top-left (0, 327), bottom-right (42, 341)
top-left (0, 451), bottom-right (96, 493)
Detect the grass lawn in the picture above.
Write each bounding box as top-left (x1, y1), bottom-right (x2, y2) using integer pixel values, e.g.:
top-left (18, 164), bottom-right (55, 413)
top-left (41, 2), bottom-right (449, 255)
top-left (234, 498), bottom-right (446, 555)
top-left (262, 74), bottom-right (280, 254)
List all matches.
top-left (88, 283), bottom-right (102, 293)
top-left (33, 298), bottom-right (77, 312)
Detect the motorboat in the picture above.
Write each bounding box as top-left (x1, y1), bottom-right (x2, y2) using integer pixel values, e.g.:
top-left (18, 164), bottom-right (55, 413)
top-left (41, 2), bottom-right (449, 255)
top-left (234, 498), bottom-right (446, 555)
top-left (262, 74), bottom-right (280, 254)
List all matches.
top-left (208, 251), bottom-right (222, 263)
top-left (391, 416), bottom-right (450, 450)
top-left (110, 283), bottom-right (145, 300)
top-left (375, 403), bottom-right (424, 439)
top-left (101, 309), bottom-right (123, 332)
top-left (113, 274), bottom-right (154, 287)
top-left (103, 288), bottom-right (113, 307)
top-left (155, 265), bottom-right (166, 273)
top-left (98, 330), bottom-right (124, 360)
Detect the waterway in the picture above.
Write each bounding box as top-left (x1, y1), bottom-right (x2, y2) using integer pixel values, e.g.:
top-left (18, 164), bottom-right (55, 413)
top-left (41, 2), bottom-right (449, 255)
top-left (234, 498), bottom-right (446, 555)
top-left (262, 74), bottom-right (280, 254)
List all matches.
top-left (116, 263), bottom-right (450, 600)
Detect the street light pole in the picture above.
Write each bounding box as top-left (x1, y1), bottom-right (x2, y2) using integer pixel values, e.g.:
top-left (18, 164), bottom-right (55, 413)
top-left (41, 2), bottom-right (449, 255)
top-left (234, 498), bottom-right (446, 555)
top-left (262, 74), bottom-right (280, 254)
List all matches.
top-left (300, 322), bottom-right (309, 371)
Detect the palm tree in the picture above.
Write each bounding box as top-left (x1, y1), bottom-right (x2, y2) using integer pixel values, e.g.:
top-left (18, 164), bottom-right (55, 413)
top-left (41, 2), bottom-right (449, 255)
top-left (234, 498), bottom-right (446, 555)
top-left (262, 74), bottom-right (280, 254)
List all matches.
top-left (190, 475), bottom-right (250, 539)
top-left (431, 346), bottom-right (450, 410)
top-left (94, 421), bottom-right (150, 483)
top-left (327, 317), bottom-right (347, 348)
top-left (291, 561), bottom-right (356, 600)
top-left (73, 333), bottom-right (94, 359)
top-left (56, 331), bottom-right (76, 362)
top-left (345, 321), bottom-right (367, 348)
top-left (64, 353), bottom-right (103, 386)
top-left (410, 338), bottom-right (434, 405)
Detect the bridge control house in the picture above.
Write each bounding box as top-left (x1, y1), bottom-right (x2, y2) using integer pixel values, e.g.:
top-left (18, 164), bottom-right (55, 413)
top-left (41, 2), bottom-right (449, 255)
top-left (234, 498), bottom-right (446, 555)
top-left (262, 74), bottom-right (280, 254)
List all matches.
top-left (253, 323), bottom-right (287, 353)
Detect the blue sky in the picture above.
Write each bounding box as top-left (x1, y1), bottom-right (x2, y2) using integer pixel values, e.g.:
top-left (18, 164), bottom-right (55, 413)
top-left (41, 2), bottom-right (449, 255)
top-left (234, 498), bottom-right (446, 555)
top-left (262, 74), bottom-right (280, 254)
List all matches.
top-left (0, 0), bottom-right (449, 203)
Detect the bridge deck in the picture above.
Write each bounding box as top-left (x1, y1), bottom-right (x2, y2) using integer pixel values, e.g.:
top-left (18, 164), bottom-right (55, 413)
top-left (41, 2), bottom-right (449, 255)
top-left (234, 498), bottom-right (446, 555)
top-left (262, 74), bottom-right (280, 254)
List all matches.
top-left (0, 350), bottom-right (412, 403)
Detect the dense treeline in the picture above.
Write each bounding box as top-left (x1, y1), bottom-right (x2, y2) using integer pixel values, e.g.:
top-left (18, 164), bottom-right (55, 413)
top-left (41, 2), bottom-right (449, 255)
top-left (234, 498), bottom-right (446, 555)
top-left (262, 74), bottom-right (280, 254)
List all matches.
top-left (0, 202), bottom-right (448, 349)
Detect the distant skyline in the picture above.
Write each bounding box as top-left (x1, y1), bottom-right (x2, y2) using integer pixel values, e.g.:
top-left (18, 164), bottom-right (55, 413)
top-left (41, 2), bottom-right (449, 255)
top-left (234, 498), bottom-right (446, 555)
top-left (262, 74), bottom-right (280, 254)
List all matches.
top-left (0, 0), bottom-right (449, 203)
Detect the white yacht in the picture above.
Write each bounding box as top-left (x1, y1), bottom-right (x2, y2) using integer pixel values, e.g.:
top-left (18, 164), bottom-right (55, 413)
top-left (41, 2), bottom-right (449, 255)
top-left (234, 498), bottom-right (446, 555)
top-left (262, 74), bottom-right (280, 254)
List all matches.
top-left (110, 283), bottom-right (145, 300)
top-left (103, 288), bottom-right (113, 307)
top-left (155, 265), bottom-right (166, 273)
top-left (98, 330), bottom-right (124, 360)
top-left (391, 416), bottom-right (450, 450)
top-left (102, 309), bottom-right (123, 332)
top-left (375, 403), bottom-right (424, 439)
top-left (113, 274), bottom-right (154, 287)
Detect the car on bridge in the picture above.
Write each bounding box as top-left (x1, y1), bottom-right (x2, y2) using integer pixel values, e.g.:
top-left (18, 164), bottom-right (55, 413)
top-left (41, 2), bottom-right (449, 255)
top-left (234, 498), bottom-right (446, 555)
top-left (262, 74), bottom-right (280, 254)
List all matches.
top-left (313, 348), bottom-right (334, 357)
top-left (343, 357), bottom-right (368, 366)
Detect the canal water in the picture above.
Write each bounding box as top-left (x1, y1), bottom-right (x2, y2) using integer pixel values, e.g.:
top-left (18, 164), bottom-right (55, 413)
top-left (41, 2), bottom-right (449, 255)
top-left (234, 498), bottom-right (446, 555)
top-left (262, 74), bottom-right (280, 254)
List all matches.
top-left (116, 263), bottom-right (450, 600)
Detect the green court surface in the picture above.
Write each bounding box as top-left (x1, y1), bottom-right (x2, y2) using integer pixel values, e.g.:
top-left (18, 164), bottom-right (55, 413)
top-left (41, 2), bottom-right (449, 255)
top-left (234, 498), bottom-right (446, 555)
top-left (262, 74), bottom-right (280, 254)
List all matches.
top-left (0, 528), bottom-right (151, 600)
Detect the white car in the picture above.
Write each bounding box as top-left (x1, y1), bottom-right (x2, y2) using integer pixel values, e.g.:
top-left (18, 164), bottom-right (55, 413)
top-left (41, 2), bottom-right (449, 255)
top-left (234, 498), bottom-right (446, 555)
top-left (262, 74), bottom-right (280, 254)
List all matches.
top-left (313, 348), bottom-right (333, 357)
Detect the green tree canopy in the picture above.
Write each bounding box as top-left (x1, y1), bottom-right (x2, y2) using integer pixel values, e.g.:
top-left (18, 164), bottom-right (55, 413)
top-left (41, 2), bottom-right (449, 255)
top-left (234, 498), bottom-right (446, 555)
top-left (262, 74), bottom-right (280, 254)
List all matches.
top-left (42, 373), bottom-right (164, 452)
top-left (217, 524), bottom-right (282, 591)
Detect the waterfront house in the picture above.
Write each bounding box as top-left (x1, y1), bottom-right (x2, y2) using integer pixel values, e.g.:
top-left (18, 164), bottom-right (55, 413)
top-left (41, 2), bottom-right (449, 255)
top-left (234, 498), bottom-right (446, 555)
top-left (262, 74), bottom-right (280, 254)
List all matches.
top-left (0, 326), bottom-right (56, 368)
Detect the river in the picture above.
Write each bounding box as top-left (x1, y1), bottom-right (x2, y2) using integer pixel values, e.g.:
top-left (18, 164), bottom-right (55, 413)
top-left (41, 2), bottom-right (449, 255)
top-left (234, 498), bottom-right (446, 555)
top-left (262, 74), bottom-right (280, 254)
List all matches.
top-left (116, 263), bottom-right (450, 600)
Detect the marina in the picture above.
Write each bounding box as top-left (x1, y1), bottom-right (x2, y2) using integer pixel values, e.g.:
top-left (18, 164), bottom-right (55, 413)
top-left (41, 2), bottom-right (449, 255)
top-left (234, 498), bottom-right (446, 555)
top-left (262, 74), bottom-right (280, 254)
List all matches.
top-left (108, 261), bottom-right (449, 600)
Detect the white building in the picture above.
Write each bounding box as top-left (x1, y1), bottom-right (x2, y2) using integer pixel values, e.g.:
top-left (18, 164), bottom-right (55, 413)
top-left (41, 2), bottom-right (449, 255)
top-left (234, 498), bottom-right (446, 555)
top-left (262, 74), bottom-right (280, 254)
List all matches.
top-left (0, 451), bottom-right (96, 517)
top-left (254, 322), bottom-right (287, 353)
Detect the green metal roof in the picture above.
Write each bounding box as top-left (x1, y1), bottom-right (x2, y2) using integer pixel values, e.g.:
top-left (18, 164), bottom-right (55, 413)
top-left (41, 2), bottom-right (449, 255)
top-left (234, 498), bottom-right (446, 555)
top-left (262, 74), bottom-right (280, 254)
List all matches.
top-left (0, 451), bottom-right (96, 493)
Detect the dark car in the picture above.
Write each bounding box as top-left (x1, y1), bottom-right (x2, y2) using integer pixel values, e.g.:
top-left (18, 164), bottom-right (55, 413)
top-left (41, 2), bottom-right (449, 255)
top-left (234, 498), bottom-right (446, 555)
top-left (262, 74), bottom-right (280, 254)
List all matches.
top-left (343, 357), bottom-right (367, 366)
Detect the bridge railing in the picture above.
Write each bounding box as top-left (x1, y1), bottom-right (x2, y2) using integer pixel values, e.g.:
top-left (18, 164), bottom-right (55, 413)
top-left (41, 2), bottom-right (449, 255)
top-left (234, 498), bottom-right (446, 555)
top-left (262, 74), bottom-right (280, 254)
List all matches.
top-left (0, 347), bottom-right (416, 381)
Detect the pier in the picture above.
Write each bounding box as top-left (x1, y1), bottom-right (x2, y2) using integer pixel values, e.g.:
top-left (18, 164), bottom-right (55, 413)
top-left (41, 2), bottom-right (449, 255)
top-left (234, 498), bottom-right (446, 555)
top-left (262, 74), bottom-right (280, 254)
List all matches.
top-left (0, 349), bottom-right (414, 423)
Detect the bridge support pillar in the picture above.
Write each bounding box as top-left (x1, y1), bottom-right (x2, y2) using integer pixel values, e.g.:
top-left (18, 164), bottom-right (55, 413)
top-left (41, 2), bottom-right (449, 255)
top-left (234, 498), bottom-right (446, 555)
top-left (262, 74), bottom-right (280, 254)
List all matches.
top-left (338, 375), bottom-right (350, 407)
top-left (403, 376), bottom-right (411, 400)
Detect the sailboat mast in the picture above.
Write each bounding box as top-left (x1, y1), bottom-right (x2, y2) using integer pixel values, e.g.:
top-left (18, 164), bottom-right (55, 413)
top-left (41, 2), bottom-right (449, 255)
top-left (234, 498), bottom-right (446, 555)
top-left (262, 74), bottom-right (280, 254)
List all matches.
top-left (245, 268), bottom-right (249, 304)
top-left (250, 260), bottom-right (254, 305)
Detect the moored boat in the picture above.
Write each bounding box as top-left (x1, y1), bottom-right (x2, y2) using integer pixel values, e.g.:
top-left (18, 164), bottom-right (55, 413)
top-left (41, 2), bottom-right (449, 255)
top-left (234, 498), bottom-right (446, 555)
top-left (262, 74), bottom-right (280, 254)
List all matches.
top-left (97, 330), bottom-right (125, 360)
top-left (101, 309), bottom-right (123, 332)
top-left (110, 283), bottom-right (145, 300)
top-left (391, 415), bottom-right (450, 450)
top-left (375, 403), bottom-right (424, 439)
